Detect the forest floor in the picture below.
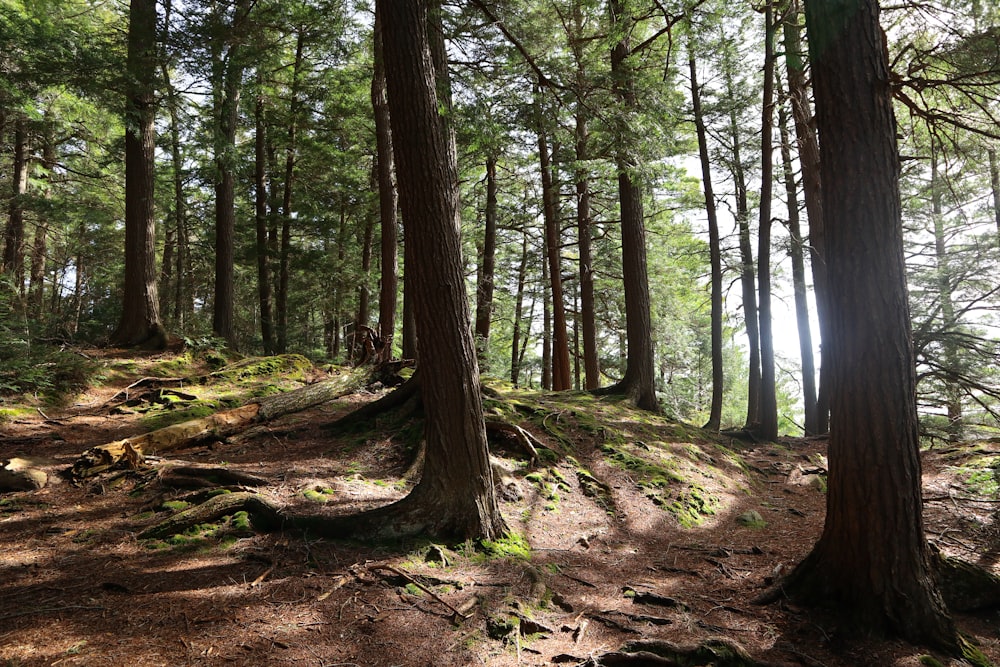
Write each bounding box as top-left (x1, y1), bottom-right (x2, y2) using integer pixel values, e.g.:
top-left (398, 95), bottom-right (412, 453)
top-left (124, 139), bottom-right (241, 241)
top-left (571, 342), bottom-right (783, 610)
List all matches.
top-left (1, 349), bottom-right (999, 667)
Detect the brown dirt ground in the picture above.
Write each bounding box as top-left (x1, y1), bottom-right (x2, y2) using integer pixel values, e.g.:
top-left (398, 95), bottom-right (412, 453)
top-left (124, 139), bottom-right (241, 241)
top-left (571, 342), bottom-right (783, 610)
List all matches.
top-left (1, 351), bottom-right (999, 667)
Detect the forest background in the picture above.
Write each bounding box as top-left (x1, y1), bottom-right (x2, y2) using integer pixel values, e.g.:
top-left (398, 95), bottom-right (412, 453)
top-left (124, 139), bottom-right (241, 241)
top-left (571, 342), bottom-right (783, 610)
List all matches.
top-left (0, 0), bottom-right (998, 441)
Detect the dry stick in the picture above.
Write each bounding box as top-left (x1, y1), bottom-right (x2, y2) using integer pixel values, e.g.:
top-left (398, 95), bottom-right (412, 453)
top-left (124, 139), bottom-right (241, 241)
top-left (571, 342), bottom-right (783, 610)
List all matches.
top-left (369, 564), bottom-right (471, 620)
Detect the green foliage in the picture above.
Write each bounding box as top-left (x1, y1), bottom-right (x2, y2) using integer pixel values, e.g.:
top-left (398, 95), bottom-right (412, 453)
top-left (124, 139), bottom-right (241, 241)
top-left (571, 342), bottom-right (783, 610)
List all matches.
top-left (478, 532), bottom-right (532, 561)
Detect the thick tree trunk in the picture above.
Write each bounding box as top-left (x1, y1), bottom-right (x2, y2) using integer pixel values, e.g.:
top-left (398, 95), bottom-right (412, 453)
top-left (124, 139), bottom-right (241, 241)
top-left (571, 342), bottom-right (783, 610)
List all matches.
top-left (379, 0), bottom-right (505, 540)
top-left (755, 2), bottom-right (778, 441)
top-left (783, 0), bottom-right (829, 434)
top-left (373, 7), bottom-right (399, 358)
top-left (605, 0), bottom-right (658, 412)
top-left (782, 0), bottom-right (958, 650)
top-left (777, 78), bottom-right (818, 435)
top-left (475, 156), bottom-right (498, 368)
top-left (112, 0), bottom-right (165, 349)
top-left (689, 54), bottom-right (724, 432)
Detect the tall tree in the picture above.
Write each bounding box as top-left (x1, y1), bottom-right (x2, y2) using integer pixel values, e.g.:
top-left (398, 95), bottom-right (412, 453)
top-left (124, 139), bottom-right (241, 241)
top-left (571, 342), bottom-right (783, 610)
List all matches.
top-left (3, 115), bottom-right (29, 295)
top-left (603, 0), bottom-right (658, 411)
top-left (110, 0), bottom-right (165, 349)
top-left (754, 0), bottom-right (778, 440)
top-left (372, 5), bottom-right (398, 360)
top-left (376, 0), bottom-right (505, 539)
top-left (209, 0), bottom-right (252, 347)
top-left (778, 0), bottom-right (958, 649)
top-left (474, 156), bottom-right (498, 366)
top-left (688, 50), bottom-right (724, 432)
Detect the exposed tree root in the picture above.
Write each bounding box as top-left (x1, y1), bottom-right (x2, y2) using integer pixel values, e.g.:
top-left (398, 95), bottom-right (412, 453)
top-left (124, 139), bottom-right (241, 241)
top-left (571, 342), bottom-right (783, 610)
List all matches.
top-left (139, 491), bottom-right (284, 539)
top-left (933, 547), bottom-right (1000, 612)
top-left (579, 638), bottom-right (769, 667)
top-left (157, 465), bottom-right (269, 489)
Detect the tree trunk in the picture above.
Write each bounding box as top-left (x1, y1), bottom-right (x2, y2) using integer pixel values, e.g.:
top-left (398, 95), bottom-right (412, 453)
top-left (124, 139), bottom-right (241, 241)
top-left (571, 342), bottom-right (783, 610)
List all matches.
top-left (111, 0), bottom-right (165, 349)
top-left (475, 156), bottom-right (498, 368)
top-left (276, 30), bottom-right (305, 355)
top-left (538, 115), bottom-right (572, 391)
top-left (781, 0), bottom-right (958, 650)
top-left (605, 0), bottom-right (658, 412)
top-left (3, 115), bottom-right (29, 295)
top-left (211, 0), bottom-right (251, 348)
top-left (989, 148), bottom-right (999, 241)
top-left (930, 144), bottom-right (962, 439)
top-left (254, 73), bottom-right (275, 354)
top-left (689, 53), bottom-right (724, 432)
top-left (777, 76), bottom-right (818, 435)
top-left (755, 1), bottom-right (778, 441)
top-left (29, 126), bottom-right (56, 312)
top-left (541, 237), bottom-right (552, 390)
top-left (356, 200), bottom-right (375, 336)
top-left (373, 6), bottom-right (399, 358)
top-left (510, 229), bottom-right (529, 387)
top-left (161, 49), bottom-right (190, 332)
top-left (378, 0), bottom-right (504, 540)
top-left (572, 5), bottom-right (600, 390)
top-left (782, 0), bottom-right (829, 434)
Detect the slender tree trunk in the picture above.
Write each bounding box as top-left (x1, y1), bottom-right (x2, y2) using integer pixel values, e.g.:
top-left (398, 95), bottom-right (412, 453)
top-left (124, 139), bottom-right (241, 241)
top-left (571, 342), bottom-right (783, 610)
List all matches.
top-left (989, 148), bottom-right (1000, 239)
top-left (783, 0), bottom-right (958, 649)
top-left (356, 203), bottom-right (375, 334)
top-left (541, 238), bottom-right (552, 391)
top-left (373, 6), bottom-right (399, 357)
top-left (379, 0), bottom-right (504, 540)
top-left (930, 144), bottom-right (962, 439)
top-left (474, 156), bottom-right (498, 367)
top-left (510, 228), bottom-right (529, 386)
top-left (605, 0), bottom-right (658, 411)
top-left (538, 114), bottom-right (572, 391)
top-left (3, 115), bottom-right (29, 295)
top-left (722, 60), bottom-right (761, 427)
top-left (783, 0), bottom-right (829, 434)
top-left (112, 0), bottom-right (164, 349)
top-left (276, 30), bottom-right (305, 354)
top-left (689, 53), bottom-right (724, 432)
top-left (254, 73), bottom-right (274, 354)
top-left (777, 76), bottom-right (818, 435)
top-left (29, 127), bottom-right (56, 312)
top-left (756, 1), bottom-right (778, 440)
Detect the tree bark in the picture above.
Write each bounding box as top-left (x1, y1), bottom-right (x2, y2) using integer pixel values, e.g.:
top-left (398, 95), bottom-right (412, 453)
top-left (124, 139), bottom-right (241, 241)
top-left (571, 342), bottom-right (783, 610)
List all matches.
top-left (3, 115), bottom-right (29, 295)
top-left (572, 5), bottom-right (600, 390)
top-left (254, 72), bottom-right (275, 354)
top-left (276, 30), bottom-right (305, 354)
top-left (776, 76), bottom-right (818, 435)
top-left (689, 53), bottom-right (724, 432)
top-left (755, 1), bottom-right (778, 441)
top-left (111, 0), bottom-right (165, 349)
top-left (474, 156), bottom-right (498, 368)
top-left (781, 0), bottom-right (958, 650)
top-left (379, 0), bottom-right (505, 540)
top-left (372, 6), bottom-right (399, 359)
top-left (782, 0), bottom-right (829, 434)
top-left (604, 0), bottom-right (658, 412)
top-left (538, 114), bottom-right (572, 391)
top-left (510, 229), bottom-right (529, 386)
top-left (29, 124), bottom-right (56, 311)
top-left (989, 148), bottom-right (1000, 241)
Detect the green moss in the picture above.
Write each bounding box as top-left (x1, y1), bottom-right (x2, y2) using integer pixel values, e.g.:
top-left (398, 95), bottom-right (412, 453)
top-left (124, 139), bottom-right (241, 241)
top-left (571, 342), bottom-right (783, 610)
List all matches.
top-left (918, 656), bottom-right (945, 667)
top-left (960, 635), bottom-right (993, 667)
top-left (213, 354), bottom-right (313, 383)
top-left (736, 510), bottom-right (767, 529)
top-left (161, 500), bottom-right (191, 512)
top-left (479, 532), bottom-right (532, 561)
top-left (140, 402), bottom-right (218, 430)
top-left (303, 486), bottom-right (336, 503)
top-left (404, 582), bottom-right (423, 596)
top-left (666, 485), bottom-right (721, 528)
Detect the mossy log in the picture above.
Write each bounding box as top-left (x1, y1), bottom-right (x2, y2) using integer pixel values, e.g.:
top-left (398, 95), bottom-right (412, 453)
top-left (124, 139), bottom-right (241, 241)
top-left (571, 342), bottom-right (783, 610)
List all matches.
top-left (139, 491), bottom-right (285, 538)
top-left (69, 368), bottom-right (369, 479)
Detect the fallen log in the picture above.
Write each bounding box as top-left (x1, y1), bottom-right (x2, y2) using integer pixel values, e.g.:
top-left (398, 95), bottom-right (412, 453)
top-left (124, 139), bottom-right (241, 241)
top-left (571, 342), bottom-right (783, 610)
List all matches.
top-left (69, 367), bottom-right (370, 480)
